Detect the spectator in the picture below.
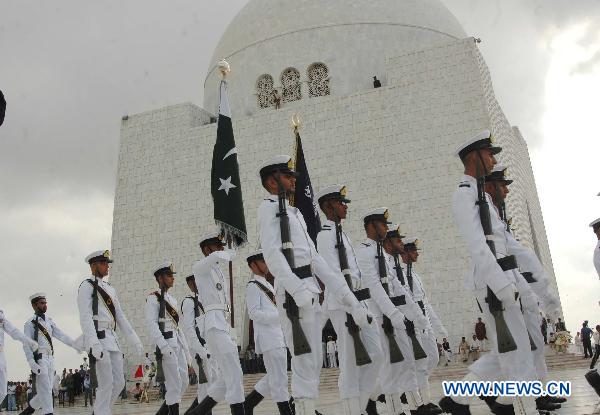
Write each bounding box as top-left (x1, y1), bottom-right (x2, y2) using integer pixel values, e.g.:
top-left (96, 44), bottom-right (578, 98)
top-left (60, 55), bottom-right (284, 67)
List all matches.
top-left (82, 357), bottom-right (89, 371)
top-left (541, 316), bottom-right (548, 344)
top-left (373, 76), bottom-right (382, 88)
top-left (575, 332), bottom-right (583, 355)
top-left (470, 334), bottom-right (481, 361)
top-left (52, 371), bottom-right (60, 405)
top-left (149, 362), bottom-right (157, 387)
top-left (441, 337), bottom-right (452, 366)
top-left (83, 373), bottom-right (93, 407)
top-left (66, 369), bottom-right (74, 406)
top-left (129, 383), bottom-right (143, 401)
top-left (326, 336), bottom-right (338, 368)
top-left (15, 382), bottom-right (23, 411)
top-left (582, 321), bottom-right (593, 359)
top-left (555, 317), bottom-right (566, 332)
top-left (7, 382), bottom-right (16, 411)
top-left (18, 382), bottom-right (27, 411)
top-left (591, 325), bottom-right (600, 369)
top-left (144, 352), bottom-right (152, 368)
top-left (474, 317), bottom-right (487, 351)
top-left (459, 337), bottom-right (470, 362)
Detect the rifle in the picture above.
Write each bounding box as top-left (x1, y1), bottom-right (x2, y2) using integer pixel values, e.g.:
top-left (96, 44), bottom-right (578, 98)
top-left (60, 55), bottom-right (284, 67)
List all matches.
top-left (31, 314), bottom-right (41, 395)
top-left (375, 239), bottom-right (404, 363)
top-left (192, 295), bottom-right (209, 384)
top-left (393, 255), bottom-right (427, 360)
top-left (276, 178), bottom-right (311, 356)
top-left (154, 286), bottom-right (166, 383)
top-left (475, 173), bottom-right (517, 353)
top-left (333, 218), bottom-right (371, 366)
top-left (89, 276), bottom-right (100, 389)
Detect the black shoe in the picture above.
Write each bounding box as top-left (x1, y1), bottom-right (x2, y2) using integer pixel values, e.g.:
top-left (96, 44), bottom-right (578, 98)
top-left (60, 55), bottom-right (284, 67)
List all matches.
top-left (438, 397), bottom-right (471, 415)
top-left (168, 403), bottom-right (179, 415)
top-left (377, 394), bottom-right (386, 404)
top-left (366, 399), bottom-right (379, 415)
top-left (547, 396), bottom-right (566, 404)
top-left (184, 398), bottom-right (199, 415)
top-left (190, 397), bottom-right (218, 415)
top-left (276, 401), bottom-right (293, 415)
top-left (424, 402), bottom-right (443, 414)
top-left (230, 403), bottom-right (245, 415)
top-left (400, 394), bottom-right (407, 405)
top-left (19, 407), bottom-right (35, 415)
top-left (535, 396), bottom-right (561, 411)
top-left (314, 411), bottom-right (323, 415)
top-left (243, 390), bottom-right (264, 415)
top-left (156, 402), bottom-right (169, 415)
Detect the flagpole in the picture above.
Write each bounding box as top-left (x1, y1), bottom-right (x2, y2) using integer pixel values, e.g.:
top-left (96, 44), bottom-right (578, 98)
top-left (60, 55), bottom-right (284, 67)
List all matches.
top-left (228, 236), bottom-right (235, 328)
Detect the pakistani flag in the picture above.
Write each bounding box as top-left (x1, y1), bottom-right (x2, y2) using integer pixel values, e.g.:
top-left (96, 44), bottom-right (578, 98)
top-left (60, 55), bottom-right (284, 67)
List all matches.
top-left (211, 80), bottom-right (247, 247)
top-left (291, 128), bottom-right (321, 244)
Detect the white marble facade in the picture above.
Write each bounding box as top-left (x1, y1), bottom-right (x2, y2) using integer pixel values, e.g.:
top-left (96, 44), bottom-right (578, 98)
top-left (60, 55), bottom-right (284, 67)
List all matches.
top-left (110, 0), bottom-right (561, 359)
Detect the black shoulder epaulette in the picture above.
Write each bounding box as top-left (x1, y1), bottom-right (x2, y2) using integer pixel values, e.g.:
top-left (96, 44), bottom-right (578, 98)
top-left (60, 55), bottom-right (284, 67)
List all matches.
top-left (322, 225), bottom-right (331, 230)
top-left (459, 183), bottom-right (470, 188)
top-left (264, 198), bottom-right (276, 203)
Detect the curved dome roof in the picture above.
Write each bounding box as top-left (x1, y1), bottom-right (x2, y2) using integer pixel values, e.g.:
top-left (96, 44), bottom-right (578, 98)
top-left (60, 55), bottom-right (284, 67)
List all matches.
top-left (203, 0), bottom-right (467, 115)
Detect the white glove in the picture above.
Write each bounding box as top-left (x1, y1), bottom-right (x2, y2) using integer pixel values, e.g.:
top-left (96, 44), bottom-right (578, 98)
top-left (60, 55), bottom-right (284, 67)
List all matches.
top-left (212, 250), bottom-right (232, 263)
top-left (133, 341), bottom-right (144, 357)
top-left (496, 284), bottom-right (518, 306)
top-left (160, 344), bottom-right (174, 357)
top-left (26, 338), bottom-right (39, 351)
top-left (389, 309), bottom-right (406, 330)
top-left (520, 293), bottom-right (539, 312)
top-left (412, 313), bottom-right (429, 330)
top-left (293, 289), bottom-right (314, 309)
top-left (28, 361), bottom-right (45, 375)
top-left (90, 343), bottom-right (103, 359)
top-left (350, 306), bottom-right (372, 328)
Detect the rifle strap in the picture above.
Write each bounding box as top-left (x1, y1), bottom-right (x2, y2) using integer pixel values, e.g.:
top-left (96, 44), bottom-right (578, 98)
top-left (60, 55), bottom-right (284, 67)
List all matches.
top-left (248, 280), bottom-right (276, 306)
top-left (153, 292), bottom-right (179, 325)
top-left (86, 279), bottom-right (117, 329)
top-left (31, 320), bottom-right (53, 353)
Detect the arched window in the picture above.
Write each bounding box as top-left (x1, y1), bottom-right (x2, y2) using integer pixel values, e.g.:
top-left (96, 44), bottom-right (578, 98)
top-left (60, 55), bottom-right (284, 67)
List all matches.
top-left (307, 63), bottom-right (330, 97)
top-left (256, 74), bottom-right (275, 109)
top-left (281, 68), bottom-right (302, 103)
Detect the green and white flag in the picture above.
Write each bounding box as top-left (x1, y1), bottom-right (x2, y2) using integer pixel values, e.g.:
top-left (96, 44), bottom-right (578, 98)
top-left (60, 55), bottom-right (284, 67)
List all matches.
top-left (211, 80), bottom-right (247, 247)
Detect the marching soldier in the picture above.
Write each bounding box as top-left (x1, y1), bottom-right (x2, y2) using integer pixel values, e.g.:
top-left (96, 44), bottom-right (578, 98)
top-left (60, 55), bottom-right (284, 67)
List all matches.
top-left (1, 309), bottom-right (38, 405)
top-left (483, 166), bottom-right (565, 412)
top-left (189, 232), bottom-right (245, 415)
top-left (243, 250), bottom-right (292, 415)
top-left (314, 185), bottom-right (383, 415)
top-left (77, 250), bottom-right (144, 415)
top-left (21, 293), bottom-right (83, 415)
top-left (181, 274), bottom-right (214, 415)
top-left (146, 262), bottom-right (192, 415)
top-left (398, 237), bottom-right (447, 414)
top-left (257, 156), bottom-right (372, 415)
top-left (356, 210), bottom-right (432, 415)
top-left (440, 130), bottom-right (539, 415)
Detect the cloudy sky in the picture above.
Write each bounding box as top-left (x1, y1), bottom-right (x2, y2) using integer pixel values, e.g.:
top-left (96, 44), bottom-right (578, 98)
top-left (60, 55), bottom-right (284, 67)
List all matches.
top-left (1, 0), bottom-right (599, 379)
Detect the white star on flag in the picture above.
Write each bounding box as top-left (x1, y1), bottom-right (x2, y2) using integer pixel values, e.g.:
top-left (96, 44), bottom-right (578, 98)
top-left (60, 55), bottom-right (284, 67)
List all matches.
top-left (218, 176), bottom-right (237, 195)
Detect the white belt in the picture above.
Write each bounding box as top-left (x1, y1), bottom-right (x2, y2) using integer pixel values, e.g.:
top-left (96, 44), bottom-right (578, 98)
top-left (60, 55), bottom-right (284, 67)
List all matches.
top-left (204, 304), bottom-right (230, 313)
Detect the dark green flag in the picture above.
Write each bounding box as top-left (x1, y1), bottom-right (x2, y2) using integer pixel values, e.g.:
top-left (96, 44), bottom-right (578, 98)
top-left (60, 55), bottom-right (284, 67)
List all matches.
top-left (211, 80), bottom-right (247, 247)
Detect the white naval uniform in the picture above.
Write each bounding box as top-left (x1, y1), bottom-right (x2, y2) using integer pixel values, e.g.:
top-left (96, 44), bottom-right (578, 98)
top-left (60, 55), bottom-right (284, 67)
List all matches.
top-left (258, 195), bottom-right (363, 404)
top-left (452, 174), bottom-right (537, 414)
top-left (181, 294), bottom-right (217, 405)
top-left (0, 310), bottom-right (33, 403)
top-left (78, 277), bottom-right (142, 415)
top-left (355, 238), bottom-right (425, 414)
top-left (192, 251), bottom-right (244, 405)
top-left (145, 291), bottom-right (191, 406)
top-left (246, 275), bottom-right (289, 403)
top-left (400, 262), bottom-right (448, 379)
top-left (595, 240), bottom-right (600, 280)
top-left (316, 220), bottom-right (383, 407)
top-left (23, 314), bottom-right (81, 415)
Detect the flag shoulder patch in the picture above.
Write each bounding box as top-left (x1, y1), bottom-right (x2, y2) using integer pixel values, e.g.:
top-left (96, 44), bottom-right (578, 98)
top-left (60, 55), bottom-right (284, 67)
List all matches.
top-left (362, 242), bottom-right (371, 247)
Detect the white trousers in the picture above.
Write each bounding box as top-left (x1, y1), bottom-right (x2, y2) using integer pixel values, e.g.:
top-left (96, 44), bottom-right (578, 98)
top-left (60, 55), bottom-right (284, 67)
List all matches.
top-left (254, 347), bottom-right (290, 402)
top-left (0, 353), bottom-right (7, 404)
top-left (328, 352), bottom-right (337, 368)
top-left (93, 350), bottom-right (125, 415)
top-left (205, 328), bottom-right (244, 404)
top-left (414, 330), bottom-right (439, 389)
top-left (522, 307), bottom-right (548, 382)
top-left (195, 355), bottom-right (218, 403)
top-left (29, 355), bottom-right (54, 415)
top-left (329, 310), bottom-right (383, 400)
top-left (162, 345), bottom-right (189, 405)
top-left (469, 288), bottom-right (536, 382)
top-left (375, 318), bottom-right (418, 395)
top-left (278, 296), bottom-right (323, 399)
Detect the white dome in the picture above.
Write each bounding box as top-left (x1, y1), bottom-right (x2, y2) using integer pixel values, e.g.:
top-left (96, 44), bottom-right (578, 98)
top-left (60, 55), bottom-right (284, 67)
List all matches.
top-left (203, 0), bottom-right (467, 116)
